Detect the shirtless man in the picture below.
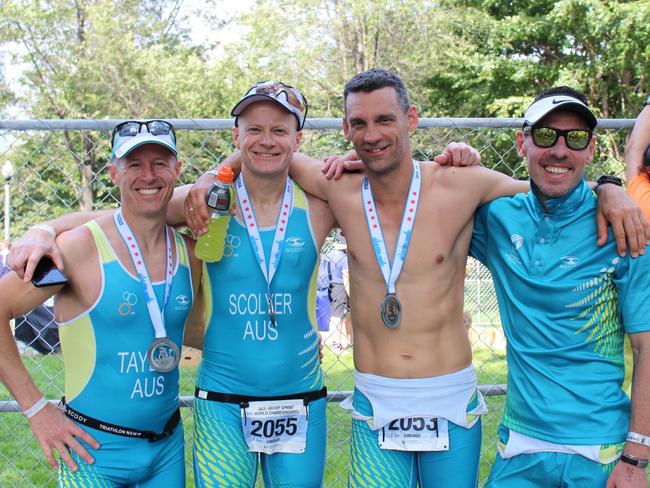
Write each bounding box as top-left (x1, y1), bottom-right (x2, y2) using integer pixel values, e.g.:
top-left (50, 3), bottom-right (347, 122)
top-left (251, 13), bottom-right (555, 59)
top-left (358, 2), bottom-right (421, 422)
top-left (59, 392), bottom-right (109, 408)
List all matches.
top-left (0, 120), bottom-right (201, 485)
top-left (182, 69), bottom-right (647, 487)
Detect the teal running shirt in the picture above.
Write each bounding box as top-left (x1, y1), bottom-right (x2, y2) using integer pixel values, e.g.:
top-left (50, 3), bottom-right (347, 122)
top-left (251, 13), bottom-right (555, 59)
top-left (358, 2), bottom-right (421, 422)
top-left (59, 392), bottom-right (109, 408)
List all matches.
top-left (59, 221), bottom-right (194, 432)
top-left (470, 180), bottom-right (650, 446)
top-left (198, 182), bottom-right (323, 396)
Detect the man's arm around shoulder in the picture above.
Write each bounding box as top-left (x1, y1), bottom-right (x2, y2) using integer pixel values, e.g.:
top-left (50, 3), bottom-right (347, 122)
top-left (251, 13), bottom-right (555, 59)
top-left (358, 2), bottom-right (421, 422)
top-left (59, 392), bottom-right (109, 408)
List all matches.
top-left (0, 228), bottom-right (99, 472)
top-left (435, 164), bottom-right (528, 206)
top-left (9, 210), bottom-right (111, 282)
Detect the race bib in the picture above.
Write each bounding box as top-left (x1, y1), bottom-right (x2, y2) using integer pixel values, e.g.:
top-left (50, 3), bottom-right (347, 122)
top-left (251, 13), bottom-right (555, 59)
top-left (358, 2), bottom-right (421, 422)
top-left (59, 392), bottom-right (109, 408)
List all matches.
top-left (378, 416), bottom-right (449, 452)
top-left (241, 399), bottom-right (308, 454)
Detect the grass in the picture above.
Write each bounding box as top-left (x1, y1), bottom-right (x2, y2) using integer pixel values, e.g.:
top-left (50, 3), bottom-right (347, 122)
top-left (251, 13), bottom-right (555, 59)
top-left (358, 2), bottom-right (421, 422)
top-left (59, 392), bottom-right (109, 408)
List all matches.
top-left (4, 347), bottom-right (644, 487)
top-left (0, 348), bottom-right (507, 487)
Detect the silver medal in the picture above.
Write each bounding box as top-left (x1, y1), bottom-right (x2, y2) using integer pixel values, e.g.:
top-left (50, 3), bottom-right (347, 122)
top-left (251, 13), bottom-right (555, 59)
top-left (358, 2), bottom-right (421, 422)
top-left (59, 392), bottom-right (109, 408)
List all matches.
top-left (380, 293), bottom-right (402, 329)
top-left (147, 337), bottom-right (180, 372)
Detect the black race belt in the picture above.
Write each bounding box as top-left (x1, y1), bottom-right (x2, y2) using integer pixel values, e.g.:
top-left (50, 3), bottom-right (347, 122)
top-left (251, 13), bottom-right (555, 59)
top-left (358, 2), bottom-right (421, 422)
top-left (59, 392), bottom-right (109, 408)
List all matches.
top-left (61, 397), bottom-right (180, 442)
top-left (194, 386), bottom-right (327, 407)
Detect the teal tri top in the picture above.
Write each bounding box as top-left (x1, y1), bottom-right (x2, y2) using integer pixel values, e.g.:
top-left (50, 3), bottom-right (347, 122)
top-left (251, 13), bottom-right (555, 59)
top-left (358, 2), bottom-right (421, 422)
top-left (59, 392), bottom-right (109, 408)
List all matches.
top-left (470, 180), bottom-right (650, 446)
top-left (59, 221), bottom-right (194, 432)
top-left (198, 182), bottom-right (323, 396)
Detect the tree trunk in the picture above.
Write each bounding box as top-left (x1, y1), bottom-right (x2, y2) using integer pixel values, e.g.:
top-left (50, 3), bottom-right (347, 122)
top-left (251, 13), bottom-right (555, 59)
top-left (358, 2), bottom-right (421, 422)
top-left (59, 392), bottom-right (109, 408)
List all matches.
top-left (79, 132), bottom-right (95, 211)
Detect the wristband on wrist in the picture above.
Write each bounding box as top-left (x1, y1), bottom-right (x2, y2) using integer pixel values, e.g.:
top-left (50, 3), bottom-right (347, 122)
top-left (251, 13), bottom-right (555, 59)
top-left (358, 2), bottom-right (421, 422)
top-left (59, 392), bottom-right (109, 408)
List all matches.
top-left (31, 224), bottom-right (56, 239)
top-left (620, 453), bottom-right (649, 469)
top-left (23, 397), bottom-right (49, 419)
top-left (594, 174), bottom-right (623, 193)
top-left (627, 431), bottom-right (650, 448)
top-left (205, 169), bottom-right (219, 177)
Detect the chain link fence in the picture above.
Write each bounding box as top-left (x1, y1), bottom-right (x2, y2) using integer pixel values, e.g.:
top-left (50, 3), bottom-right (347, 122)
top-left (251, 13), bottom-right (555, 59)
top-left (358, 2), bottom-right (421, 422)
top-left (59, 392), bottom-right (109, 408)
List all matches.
top-left (0, 118), bottom-right (632, 487)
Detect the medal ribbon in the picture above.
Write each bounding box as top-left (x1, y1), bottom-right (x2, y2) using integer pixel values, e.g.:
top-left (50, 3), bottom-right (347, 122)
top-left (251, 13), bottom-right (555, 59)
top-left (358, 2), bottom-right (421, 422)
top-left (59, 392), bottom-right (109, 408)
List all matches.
top-left (114, 210), bottom-right (173, 339)
top-left (361, 160), bottom-right (421, 295)
top-left (236, 175), bottom-right (293, 295)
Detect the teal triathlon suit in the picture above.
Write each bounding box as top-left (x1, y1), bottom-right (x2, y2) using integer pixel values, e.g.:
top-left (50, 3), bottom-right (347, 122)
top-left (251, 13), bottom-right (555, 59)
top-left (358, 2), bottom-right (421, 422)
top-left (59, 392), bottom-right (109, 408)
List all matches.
top-left (349, 387), bottom-right (482, 488)
top-left (194, 182), bottom-right (325, 488)
top-left (58, 221), bottom-right (194, 488)
top-left (470, 181), bottom-right (650, 487)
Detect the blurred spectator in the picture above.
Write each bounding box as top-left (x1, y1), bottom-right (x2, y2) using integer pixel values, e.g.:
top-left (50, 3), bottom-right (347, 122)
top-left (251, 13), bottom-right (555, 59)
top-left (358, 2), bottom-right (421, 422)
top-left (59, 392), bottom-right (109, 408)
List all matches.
top-left (316, 256), bottom-right (332, 332)
top-left (322, 230), bottom-right (352, 353)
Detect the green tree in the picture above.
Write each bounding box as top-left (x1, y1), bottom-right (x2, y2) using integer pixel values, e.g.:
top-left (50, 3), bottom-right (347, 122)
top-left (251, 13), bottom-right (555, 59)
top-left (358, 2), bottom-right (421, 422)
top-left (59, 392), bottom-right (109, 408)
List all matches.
top-left (0, 0), bottom-right (220, 218)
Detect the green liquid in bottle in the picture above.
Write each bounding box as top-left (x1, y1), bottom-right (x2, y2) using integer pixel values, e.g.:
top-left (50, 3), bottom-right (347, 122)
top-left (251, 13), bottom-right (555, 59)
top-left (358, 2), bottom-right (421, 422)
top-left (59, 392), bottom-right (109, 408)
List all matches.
top-left (196, 214), bottom-right (231, 262)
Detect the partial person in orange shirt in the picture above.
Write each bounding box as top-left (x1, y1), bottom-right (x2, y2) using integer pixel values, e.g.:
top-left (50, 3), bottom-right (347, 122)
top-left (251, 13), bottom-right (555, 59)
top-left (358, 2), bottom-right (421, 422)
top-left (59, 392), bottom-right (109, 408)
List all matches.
top-left (625, 101), bottom-right (650, 222)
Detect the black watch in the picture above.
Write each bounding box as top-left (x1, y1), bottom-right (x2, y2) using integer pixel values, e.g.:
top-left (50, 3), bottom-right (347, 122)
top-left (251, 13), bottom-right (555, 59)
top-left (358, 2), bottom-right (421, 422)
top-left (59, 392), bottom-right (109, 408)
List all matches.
top-left (595, 175), bottom-right (623, 193)
top-left (620, 453), bottom-right (649, 469)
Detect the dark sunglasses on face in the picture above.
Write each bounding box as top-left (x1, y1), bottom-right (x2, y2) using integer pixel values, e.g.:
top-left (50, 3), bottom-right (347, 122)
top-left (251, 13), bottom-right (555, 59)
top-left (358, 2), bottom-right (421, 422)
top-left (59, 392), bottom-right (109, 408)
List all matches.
top-left (524, 126), bottom-right (593, 151)
top-left (111, 120), bottom-right (176, 147)
top-left (251, 81), bottom-right (308, 114)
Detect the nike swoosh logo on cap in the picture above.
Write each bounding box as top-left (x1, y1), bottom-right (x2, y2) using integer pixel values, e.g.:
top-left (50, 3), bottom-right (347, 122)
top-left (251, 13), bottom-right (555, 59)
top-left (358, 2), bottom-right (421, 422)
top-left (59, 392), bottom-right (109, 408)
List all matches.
top-left (551, 98), bottom-right (565, 105)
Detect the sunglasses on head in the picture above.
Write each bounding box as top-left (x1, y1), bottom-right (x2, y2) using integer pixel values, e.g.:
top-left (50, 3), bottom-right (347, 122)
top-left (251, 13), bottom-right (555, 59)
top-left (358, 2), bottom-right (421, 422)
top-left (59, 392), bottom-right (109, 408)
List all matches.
top-left (111, 120), bottom-right (176, 147)
top-left (250, 81), bottom-right (308, 115)
top-left (524, 126), bottom-right (593, 151)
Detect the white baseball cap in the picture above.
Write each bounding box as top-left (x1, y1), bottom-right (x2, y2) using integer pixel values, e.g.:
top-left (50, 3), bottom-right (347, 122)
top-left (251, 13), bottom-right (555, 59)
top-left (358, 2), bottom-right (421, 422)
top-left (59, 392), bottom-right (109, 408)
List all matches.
top-left (111, 120), bottom-right (177, 160)
top-left (523, 95), bottom-right (597, 129)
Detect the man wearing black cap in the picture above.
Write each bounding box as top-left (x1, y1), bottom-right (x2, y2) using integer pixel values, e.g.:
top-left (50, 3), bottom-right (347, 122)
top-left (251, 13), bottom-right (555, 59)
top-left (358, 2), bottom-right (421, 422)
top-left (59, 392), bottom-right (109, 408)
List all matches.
top-left (470, 87), bottom-right (650, 487)
top-left (189, 81), bottom-right (336, 487)
top-left (625, 101), bottom-right (650, 223)
top-left (0, 121), bottom-right (202, 485)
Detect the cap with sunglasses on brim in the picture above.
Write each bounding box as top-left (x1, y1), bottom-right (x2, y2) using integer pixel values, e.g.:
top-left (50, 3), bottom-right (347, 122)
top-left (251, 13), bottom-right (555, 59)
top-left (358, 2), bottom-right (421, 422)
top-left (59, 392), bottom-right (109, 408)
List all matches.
top-left (523, 95), bottom-right (597, 130)
top-left (231, 81), bottom-right (308, 130)
top-left (111, 120), bottom-right (178, 160)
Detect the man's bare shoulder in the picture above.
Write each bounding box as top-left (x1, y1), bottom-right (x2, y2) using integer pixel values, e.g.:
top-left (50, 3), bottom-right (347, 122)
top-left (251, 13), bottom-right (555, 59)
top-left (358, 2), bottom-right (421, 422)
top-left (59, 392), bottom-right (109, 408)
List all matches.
top-left (57, 224), bottom-right (95, 265)
top-left (321, 171), bottom-right (365, 199)
top-left (305, 193), bottom-right (336, 247)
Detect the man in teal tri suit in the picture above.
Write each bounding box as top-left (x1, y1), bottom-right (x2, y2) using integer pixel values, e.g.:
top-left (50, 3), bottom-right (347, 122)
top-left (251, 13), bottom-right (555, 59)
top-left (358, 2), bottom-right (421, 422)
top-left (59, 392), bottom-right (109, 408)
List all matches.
top-left (0, 121), bottom-right (202, 486)
top-left (188, 82), bottom-right (336, 487)
top-left (470, 87), bottom-right (650, 487)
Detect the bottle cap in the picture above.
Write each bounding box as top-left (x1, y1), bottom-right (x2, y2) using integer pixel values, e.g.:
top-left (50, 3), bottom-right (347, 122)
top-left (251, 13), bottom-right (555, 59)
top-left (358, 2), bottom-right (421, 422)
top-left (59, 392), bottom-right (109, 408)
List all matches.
top-left (218, 165), bottom-right (235, 184)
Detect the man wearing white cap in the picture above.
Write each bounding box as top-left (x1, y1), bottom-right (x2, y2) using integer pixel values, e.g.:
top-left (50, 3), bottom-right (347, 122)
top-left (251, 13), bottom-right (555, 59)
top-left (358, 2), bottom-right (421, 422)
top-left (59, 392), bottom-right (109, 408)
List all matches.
top-left (470, 87), bottom-right (650, 487)
top-left (0, 120), bottom-right (202, 485)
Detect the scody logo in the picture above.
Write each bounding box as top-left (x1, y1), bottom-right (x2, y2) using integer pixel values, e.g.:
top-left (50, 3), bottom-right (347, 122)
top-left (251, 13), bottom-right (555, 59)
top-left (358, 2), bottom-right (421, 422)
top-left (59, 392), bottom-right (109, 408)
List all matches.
top-left (560, 256), bottom-right (578, 269)
top-left (285, 236), bottom-right (305, 252)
